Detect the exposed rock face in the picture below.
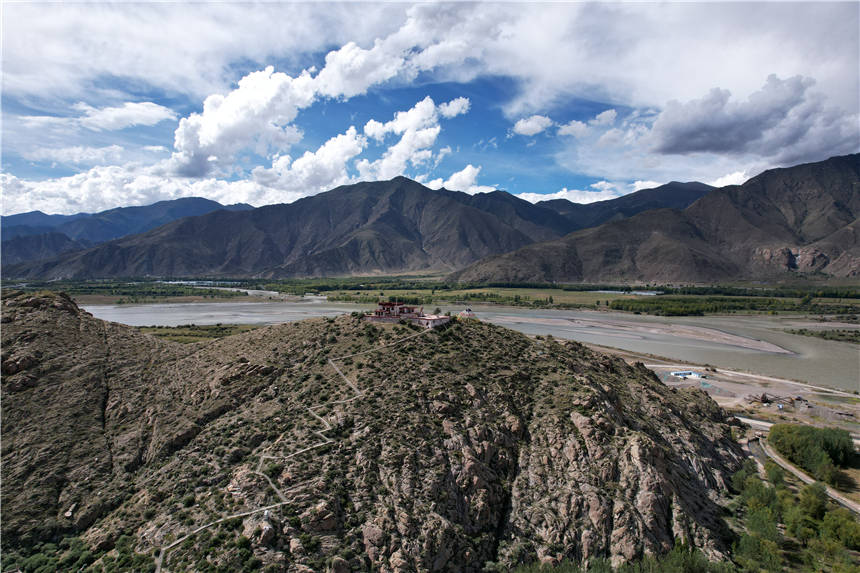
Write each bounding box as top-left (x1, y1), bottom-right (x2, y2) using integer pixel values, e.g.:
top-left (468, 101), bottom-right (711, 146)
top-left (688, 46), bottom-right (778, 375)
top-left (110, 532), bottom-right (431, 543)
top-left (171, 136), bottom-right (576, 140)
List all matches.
top-left (1, 291), bottom-right (744, 570)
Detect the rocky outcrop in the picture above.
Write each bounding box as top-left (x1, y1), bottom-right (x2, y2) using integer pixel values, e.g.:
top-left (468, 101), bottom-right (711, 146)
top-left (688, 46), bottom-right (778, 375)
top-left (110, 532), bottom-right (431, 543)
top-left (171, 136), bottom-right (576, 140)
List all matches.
top-left (1, 291), bottom-right (744, 569)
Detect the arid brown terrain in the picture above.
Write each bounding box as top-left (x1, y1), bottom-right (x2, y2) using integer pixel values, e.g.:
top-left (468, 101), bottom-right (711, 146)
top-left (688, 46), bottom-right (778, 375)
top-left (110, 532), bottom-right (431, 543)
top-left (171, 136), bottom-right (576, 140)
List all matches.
top-left (1, 291), bottom-right (745, 570)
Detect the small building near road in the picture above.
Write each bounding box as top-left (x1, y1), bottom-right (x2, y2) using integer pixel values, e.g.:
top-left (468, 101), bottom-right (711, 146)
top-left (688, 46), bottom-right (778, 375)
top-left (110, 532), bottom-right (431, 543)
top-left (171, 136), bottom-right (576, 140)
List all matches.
top-left (365, 301), bottom-right (451, 328)
top-left (670, 370), bottom-right (707, 379)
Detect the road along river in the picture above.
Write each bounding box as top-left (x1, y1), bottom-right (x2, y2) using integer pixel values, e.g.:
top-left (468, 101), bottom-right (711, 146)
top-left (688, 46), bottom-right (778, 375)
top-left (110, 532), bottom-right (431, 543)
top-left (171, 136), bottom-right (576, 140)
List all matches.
top-left (82, 300), bottom-right (859, 392)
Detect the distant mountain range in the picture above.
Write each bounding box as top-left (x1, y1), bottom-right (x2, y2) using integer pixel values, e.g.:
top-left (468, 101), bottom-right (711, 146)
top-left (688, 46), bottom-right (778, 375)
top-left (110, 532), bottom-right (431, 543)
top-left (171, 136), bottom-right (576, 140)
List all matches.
top-left (2, 177), bottom-right (709, 279)
top-left (4, 154), bottom-right (858, 282)
top-left (1, 198), bottom-right (252, 266)
top-left (452, 154), bottom-right (860, 283)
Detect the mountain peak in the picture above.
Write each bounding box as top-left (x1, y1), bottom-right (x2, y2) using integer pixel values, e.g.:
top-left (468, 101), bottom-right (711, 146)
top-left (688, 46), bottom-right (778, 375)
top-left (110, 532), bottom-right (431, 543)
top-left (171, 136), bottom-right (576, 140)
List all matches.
top-left (452, 153), bottom-right (860, 284)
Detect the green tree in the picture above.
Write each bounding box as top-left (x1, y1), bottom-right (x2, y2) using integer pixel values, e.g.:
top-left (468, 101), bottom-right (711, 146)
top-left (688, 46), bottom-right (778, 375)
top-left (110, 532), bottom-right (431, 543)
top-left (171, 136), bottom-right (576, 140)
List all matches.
top-left (764, 460), bottom-right (784, 487)
top-left (798, 482), bottom-right (828, 520)
top-left (820, 508), bottom-right (860, 549)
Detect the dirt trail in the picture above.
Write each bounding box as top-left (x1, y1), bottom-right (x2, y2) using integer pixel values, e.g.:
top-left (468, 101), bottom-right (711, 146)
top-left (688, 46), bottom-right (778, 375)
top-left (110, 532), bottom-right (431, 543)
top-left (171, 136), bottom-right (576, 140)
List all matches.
top-left (153, 326), bottom-right (434, 572)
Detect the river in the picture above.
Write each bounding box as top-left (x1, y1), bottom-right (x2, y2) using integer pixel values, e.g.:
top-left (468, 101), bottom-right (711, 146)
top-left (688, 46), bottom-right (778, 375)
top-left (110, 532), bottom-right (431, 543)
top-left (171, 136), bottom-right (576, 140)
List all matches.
top-left (82, 300), bottom-right (859, 391)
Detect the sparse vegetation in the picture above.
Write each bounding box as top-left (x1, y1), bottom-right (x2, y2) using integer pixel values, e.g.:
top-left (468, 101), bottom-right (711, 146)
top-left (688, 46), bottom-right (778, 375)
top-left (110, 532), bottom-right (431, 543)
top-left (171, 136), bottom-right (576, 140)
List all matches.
top-left (137, 323), bottom-right (261, 343)
top-left (787, 328), bottom-right (860, 344)
top-left (509, 541), bottom-right (735, 572)
top-left (730, 456), bottom-right (860, 572)
top-left (7, 290), bottom-right (854, 572)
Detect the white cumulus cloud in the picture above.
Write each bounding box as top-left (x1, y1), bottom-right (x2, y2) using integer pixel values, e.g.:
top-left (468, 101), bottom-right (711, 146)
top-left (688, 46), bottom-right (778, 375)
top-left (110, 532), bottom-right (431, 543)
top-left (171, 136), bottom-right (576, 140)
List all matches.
top-left (0, 166), bottom-right (305, 215)
top-left (358, 96), bottom-right (469, 181)
top-left (169, 66), bottom-right (314, 176)
top-left (438, 97), bottom-right (471, 118)
top-left (252, 126), bottom-right (367, 195)
top-left (425, 164), bottom-right (496, 195)
top-left (589, 109), bottom-right (617, 127)
top-left (314, 40), bottom-right (409, 99)
top-left (512, 115), bottom-right (553, 136)
top-left (708, 171), bottom-right (748, 187)
top-left (558, 120), bottom-right (588, 138)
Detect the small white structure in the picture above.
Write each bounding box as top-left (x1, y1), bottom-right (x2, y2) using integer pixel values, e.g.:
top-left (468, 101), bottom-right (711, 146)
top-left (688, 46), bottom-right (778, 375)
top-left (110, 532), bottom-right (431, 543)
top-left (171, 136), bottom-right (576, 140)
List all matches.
top-left (670, 370), bottom-right (707, 379)
top-left (414, 314), bottom-right (451, 328)
top-left (458, 308), bottom-right (476, 319)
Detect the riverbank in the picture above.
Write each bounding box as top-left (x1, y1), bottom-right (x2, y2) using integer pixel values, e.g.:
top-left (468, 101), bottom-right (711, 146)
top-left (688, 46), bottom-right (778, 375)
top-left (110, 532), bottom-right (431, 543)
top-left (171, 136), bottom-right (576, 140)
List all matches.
top-left (72, 294), bottom-right (260, 305)
top-left (80, 300), bottom-right (860, 391)
top-left (588, 342), bottom-right (859, 436)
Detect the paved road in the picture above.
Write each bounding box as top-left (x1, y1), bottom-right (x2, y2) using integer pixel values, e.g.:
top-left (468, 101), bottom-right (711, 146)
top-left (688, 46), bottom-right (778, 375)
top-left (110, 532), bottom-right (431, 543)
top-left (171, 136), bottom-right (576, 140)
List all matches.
top-left (737, 416), bottom-right (860, 448)
top-left (750, 437), bottom-right (860, 517)
top-left (644, 364), bottom-right (857, 397)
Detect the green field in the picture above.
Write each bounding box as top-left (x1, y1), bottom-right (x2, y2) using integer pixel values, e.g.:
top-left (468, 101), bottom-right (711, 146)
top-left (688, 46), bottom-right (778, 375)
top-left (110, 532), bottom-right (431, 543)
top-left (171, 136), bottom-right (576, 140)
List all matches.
top-left (5, 278), bottom-right (859, 317)
top-left (327, 286), bottom-right (642, 308)
top-left (4, 280), bottom-right (246, 304)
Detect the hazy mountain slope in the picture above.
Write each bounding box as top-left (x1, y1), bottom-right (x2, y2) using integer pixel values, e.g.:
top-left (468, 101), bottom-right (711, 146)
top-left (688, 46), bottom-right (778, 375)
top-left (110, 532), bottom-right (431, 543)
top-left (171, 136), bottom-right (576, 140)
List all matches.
top-left (452, 154), bottom-right (860, 284)
top-left (1, 197), bottom-right (253, 268)
top-left (1, 210), bottom-right (90, 229)
top-left (5, 178), bottom-right (576, 279)
top-left (51, 197), bottom-right (253, 244)
top-left (2, 197), bottom-right (253, 244)
top-left (1, 224), bottom-right (57, 241)
top-left (0, 232), bottom-right (92, 266)
top-left (1, 290), bottom-right (744, 569)
top-left (538, 181), bottom-right (714, 231)
top-left (463, 189), bottom-right (574, 240)
top-left (4, 176), bottom-right (729, 280)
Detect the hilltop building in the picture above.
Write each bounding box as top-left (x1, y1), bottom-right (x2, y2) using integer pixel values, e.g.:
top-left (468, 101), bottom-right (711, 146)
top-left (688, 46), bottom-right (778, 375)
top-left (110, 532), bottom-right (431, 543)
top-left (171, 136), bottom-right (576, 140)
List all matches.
top-left (365, 301), bottom-right (450, 328)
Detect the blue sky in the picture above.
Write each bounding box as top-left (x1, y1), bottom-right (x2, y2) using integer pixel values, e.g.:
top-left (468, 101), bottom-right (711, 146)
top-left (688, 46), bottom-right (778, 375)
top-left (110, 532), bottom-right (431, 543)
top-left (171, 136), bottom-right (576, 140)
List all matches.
top-left (2, 2), bottom-right (858, 214)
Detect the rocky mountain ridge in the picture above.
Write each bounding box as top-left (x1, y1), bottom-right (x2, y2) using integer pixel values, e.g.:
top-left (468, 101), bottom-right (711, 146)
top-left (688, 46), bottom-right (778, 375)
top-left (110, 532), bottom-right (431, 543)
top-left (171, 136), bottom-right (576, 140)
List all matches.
top-left (452, 154), bottom-right (860, 284)
top-left (1, 290), bottom-right (745, 570)
top-left (538, 181), bottom-right (713, 230)
top-left (3, 177), bottom-right (713, 279)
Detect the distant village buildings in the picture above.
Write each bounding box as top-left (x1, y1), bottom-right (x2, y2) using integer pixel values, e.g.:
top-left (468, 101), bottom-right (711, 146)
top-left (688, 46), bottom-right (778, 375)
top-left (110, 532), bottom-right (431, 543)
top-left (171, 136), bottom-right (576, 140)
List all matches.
top-left (365, 301), bottom-right (451, 328)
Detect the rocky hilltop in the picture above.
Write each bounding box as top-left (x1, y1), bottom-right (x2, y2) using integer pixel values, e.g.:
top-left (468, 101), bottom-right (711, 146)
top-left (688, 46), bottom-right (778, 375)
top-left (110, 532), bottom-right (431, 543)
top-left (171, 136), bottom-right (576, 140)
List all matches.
top-left (1, 291), bottom-right (744, 570)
